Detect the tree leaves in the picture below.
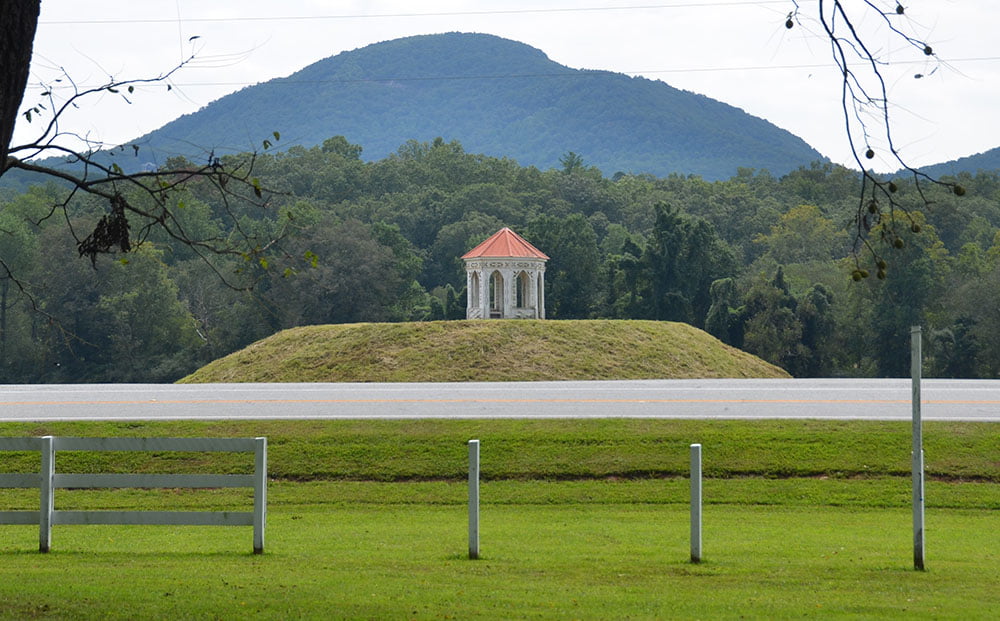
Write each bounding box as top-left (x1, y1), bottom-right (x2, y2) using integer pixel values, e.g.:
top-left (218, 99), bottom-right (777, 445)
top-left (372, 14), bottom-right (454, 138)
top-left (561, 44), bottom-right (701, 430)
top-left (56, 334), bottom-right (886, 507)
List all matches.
top-left (77, 194), bottom-right (132, 265)
top-left (262, 132), bottom-right (281, 151)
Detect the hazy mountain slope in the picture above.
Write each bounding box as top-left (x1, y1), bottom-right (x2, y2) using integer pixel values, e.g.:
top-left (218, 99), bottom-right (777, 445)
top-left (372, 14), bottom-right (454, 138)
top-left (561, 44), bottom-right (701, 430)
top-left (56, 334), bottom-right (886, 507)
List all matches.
top-left (916, 147), bottom-right (1000, 179)
top-left (124, 33), bottom-right (823, 180)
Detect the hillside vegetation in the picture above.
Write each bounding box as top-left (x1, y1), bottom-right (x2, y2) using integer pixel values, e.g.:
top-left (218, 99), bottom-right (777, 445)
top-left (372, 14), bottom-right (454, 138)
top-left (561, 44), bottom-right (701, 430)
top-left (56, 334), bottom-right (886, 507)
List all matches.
top-left (3, 134), bottom-right (999, 384)
top-left (179, 320), bottom-right (788, 383)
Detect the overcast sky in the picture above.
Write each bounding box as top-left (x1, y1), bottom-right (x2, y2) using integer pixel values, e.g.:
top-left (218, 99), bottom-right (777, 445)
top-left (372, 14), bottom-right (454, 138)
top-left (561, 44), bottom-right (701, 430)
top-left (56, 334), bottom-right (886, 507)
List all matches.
top-left (15, 1), bottom-right (1000, 174)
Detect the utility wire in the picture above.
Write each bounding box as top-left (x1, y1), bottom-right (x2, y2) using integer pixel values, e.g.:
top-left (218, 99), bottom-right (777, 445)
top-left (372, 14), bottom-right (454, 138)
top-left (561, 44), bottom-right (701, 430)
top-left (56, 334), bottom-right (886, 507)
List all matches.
top-left (23, 56), bottom-right (998, 92)
top-left (39, 1), bottom-right (794, 25)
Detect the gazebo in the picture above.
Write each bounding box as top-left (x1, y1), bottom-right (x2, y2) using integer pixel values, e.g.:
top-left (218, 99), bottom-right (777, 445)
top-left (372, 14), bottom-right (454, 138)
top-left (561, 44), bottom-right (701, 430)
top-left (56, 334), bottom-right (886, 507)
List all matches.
top-left (461, 228), bottom-right (548, 319)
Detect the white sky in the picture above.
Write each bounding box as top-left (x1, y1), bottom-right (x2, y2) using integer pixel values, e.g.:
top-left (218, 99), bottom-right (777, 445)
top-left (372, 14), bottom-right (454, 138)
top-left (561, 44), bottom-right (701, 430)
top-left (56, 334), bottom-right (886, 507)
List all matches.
top-left (14, 0), bottom-right (1000, 174)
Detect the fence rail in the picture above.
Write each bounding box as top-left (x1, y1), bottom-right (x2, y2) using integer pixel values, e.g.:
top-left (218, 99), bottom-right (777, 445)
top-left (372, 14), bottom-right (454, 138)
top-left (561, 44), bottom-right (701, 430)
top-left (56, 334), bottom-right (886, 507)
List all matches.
top-left (0, 436), bottom-right (266, 553)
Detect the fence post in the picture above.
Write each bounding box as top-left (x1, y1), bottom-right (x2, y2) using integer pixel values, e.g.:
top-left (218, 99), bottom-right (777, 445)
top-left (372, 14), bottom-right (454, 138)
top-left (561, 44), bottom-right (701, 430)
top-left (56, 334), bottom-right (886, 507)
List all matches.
top-left (39, 436), bottom-right (54, 553)
top-left (468, 439), bottom-right (480, 560)
top-left (911, 326), bottom-right (925, 571)
top-left (690, 443), bottom-right (702, 564)
top-left (253, 437), bottom-right (267, 555)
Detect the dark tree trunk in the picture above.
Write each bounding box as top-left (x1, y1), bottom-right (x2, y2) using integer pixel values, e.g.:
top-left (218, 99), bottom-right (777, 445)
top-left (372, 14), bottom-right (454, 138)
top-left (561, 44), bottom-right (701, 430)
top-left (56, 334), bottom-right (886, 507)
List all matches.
top-left (1, 0), bottom-right (41, 173)
top-left (0, 277), bottom-right (8, 362)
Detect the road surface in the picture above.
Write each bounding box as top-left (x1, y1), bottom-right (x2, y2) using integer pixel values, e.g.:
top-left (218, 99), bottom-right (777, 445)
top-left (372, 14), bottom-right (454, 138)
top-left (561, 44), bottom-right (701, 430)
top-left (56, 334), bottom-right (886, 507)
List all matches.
top-left (0, 379), bottom-right (998, 422)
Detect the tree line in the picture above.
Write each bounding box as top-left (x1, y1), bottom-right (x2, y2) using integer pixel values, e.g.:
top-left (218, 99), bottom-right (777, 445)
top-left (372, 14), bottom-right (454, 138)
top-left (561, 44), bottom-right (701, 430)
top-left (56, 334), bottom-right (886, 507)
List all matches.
top-left (1, 135), bottom-right (998, 382)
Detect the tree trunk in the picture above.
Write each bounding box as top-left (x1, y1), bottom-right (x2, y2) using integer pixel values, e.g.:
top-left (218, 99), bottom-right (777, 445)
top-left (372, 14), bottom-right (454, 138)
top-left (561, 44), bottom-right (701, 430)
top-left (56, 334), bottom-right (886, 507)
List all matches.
top-left (1, 0), bottom-right (41, 174)
top-left (0, 277), bottom-right (8, 362)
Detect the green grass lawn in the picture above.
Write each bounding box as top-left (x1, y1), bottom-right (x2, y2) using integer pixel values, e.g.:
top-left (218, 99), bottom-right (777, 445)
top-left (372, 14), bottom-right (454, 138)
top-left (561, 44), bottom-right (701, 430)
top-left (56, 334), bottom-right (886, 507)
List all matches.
top-left (0, 493), bottom-right (997, 619)
top-left (1, 419), bottom-right (998, 619)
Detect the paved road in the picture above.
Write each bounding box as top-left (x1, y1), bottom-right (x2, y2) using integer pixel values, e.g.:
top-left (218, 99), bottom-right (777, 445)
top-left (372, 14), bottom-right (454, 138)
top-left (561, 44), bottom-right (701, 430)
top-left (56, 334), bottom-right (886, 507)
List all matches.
top-left (0, 379), bottom-right (998, 422)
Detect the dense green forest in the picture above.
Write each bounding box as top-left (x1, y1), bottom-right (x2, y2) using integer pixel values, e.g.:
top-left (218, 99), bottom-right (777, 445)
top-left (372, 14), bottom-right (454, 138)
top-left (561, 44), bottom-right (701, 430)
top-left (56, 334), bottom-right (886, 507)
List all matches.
top-left (1, 135), bottom-right (998, 382)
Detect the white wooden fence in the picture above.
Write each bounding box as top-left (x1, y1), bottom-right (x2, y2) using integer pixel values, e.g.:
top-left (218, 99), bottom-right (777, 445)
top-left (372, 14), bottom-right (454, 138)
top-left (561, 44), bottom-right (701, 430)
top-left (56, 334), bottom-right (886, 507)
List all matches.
top-left (0, 436), bottom-right (267, 554)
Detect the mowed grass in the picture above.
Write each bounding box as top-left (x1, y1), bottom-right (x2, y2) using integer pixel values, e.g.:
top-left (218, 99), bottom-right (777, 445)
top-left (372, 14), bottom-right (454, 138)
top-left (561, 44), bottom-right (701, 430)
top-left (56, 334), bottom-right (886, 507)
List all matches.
top-left (178, 320), bottom-right (790, 383)
top-left (0, 419), bottom-right (996, 483)
top-left (0, 500), bottom-right (997, 619)
top-left (1, 419), bottom-right (998, 619)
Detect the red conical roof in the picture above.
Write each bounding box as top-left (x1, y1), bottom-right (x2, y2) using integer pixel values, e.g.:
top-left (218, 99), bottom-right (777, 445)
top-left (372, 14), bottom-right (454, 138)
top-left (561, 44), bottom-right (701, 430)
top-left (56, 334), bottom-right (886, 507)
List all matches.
top-left (461, 227), bottom-right (549, 260)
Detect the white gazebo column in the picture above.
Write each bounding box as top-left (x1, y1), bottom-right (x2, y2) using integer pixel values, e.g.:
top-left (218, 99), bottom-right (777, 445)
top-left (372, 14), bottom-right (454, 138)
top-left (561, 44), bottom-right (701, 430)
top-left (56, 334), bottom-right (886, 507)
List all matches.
top-left (537, 268), bottom-right (546, 319)
top-left (525, 271), bottom-right (537, 318)
top-left (502, 268), bottom-right (514, 319)
top-left (479, 267), bottom-right (489, 319)
top-left (466, 269), bottom-right (475, 318)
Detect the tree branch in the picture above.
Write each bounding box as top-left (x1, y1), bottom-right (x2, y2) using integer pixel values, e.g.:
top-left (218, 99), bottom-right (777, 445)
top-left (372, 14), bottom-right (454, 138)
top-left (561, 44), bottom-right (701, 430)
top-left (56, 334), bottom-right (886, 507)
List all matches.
top-left (788, 0), bottom-right (966, 278)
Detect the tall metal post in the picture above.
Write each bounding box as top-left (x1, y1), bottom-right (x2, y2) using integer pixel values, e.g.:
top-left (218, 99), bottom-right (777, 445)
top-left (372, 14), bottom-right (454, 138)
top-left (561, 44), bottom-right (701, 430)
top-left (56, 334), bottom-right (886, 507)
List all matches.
top-left (253, 437), bottom-right (267, 555)
top-left (468, 439), bottom-right (480, 560)
top-left (690, 443), bottom-right (702, 563)
top-left (38, 436), bottom-right (56, 552)
top-left (911, 326), bottom-right (925, 571)
top-left (39, 436), bottom-right (54, 553)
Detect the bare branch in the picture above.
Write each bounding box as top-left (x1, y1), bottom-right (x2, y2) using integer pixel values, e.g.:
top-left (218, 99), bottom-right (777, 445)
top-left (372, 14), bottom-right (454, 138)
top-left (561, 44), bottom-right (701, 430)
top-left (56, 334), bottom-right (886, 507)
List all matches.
top-left (788, 1), bottom-right (966, 277)
top-left (12, 56), bottom-right (195, 160)
top-left (5, 47), bottom-right (288, 281)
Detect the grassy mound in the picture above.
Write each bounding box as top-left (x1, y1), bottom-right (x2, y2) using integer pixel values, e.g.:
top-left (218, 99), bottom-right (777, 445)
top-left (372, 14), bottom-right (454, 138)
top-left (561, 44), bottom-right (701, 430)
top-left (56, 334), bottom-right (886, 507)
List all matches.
top-left (179, 319), bottom-right (789, 383)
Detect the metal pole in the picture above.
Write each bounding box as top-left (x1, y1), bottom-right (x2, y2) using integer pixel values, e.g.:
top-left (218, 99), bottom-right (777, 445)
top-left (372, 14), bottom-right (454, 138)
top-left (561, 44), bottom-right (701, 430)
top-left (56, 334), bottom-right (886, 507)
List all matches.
top-left (253, 437), bottom-right (267, 555)
top-left (911, 326), bottom-right (925, 571)
top-left (468, 439), bottom-right (480, 560)
top-left (690, 443), bottom-right (702, 563)
top-left (39, 436), bottom-right (54, 553)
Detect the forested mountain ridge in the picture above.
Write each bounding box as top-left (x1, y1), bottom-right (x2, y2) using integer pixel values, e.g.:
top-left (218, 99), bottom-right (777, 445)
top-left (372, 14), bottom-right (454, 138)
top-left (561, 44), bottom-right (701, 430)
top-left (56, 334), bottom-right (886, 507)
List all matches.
top-left (919, 147), bottom-right (1000, 179)
top-left (84, 32), bottom-right (824, 181)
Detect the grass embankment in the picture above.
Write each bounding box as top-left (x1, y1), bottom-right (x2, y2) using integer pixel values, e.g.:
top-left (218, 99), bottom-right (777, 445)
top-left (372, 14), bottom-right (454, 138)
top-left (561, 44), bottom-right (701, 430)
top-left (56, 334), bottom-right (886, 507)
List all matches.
top-left (178, 319), bottom-right (790, 383)
top-left (1, 419), bottom-right (997, 485)
top-left (1, 419), bottom-right (998, 619)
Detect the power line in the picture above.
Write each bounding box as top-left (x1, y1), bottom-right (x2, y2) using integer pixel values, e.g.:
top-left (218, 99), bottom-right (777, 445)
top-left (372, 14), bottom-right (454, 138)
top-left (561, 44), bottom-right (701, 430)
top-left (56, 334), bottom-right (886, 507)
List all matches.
top-left (23, 56), bottom-right (998, 92)
top-left (38, 1), bottom-right (793, 26)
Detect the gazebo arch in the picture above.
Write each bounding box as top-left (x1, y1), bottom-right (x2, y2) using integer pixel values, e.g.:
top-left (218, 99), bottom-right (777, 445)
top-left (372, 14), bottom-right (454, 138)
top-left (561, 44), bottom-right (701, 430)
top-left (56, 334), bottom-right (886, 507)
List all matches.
top-left (489, 271), bottom-right (504, 318)
top-left (462, 228), bottom-right (549, 320)
top-left (469, 271), bottom-right (480, 308)
top-left (515, 271), bottom-right (529, 309)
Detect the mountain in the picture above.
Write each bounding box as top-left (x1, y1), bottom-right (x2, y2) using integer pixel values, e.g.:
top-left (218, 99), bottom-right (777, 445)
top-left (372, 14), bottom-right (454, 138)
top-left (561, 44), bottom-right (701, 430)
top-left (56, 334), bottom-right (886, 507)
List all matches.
top-left (915, 147), bottom-right (1000, 179)
top-left (97, 33), bottom-right (823, 181)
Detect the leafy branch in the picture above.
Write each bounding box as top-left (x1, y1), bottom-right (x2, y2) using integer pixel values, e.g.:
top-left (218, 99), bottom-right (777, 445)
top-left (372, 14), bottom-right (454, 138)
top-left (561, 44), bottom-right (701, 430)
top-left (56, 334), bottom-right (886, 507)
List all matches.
top-left (5, 57), bottom-right (288, 287)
